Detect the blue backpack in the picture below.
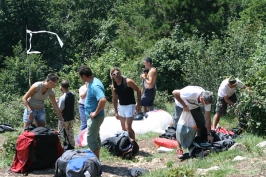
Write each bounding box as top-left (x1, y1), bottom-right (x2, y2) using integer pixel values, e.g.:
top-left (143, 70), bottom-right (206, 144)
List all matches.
top-left (54, 149), bottom-right (102, 177)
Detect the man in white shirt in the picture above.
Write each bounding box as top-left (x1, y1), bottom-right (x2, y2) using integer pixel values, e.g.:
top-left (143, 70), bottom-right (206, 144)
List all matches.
top-left (213, 76), bottom-right (246, 129)
top-left (173, 86), bottom-right (213, 159)
top-left (78, 82), bottom-right (88, 131)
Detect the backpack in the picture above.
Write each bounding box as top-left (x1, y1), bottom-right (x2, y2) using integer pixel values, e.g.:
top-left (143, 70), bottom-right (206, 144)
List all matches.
top-left (101, 135), bottom-right (139, 159)
top-left (54, 149), bottom-right (102, 177)
top-left (10, 124), bottom-right (63, 174)
top-left (159, 126), bottom-right (176, 140)
top-left (0, 123), bottom-right (16, 133)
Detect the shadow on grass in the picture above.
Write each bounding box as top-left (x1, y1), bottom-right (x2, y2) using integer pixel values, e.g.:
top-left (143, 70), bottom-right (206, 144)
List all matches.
top-left (138, 150), bottom-right (152, 157)
top-left (102, 165), bottom-right (129, 176)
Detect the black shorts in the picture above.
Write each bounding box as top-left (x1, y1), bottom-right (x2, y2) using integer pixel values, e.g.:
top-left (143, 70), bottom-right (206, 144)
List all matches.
top-left (141, 88), bottom-right (156, 106)
top-left (173, 105), bottom-right (205, 129)
top-left (215, 93), bottom-right (237, 115)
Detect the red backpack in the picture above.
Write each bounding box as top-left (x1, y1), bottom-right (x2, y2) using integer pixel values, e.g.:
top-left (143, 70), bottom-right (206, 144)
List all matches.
top-left (10, 125), bottom-right (63, 174)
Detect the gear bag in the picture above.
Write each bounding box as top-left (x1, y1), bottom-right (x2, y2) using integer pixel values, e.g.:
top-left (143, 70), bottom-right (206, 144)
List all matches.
top-left (10, 124), bottom-right (63, 174)
top-left (101, 135), bottom-right (139, 159)
top-left (54, 149), bottom-right (102, 177)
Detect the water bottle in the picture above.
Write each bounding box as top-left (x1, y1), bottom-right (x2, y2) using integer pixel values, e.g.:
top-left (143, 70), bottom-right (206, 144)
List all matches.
top-left (84, 171), bottom-right (91, 177)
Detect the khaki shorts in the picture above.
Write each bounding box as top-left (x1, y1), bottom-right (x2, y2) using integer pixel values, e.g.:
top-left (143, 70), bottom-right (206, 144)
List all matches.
top-left (87, 115), bottom-right (105, 151)
top-left (215, 93), bottom-right (237, 115)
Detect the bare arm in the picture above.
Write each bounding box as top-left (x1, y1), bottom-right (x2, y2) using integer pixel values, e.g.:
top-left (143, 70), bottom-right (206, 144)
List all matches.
top-left (224, 95), bottom-right (236, 107)
top-left (92, 97), bottom-right (106, 117)
top-left (172, 90), bottom-right (189, 112)
top-left (22, 84), bottom-right (37, 111)
top-left (127, 78), bottom-right (141, 112)
top-left (50, 95), bottom-right (64, 121)
top-left (205, 110), bottom-right (214, 143)
top-left (141, 68), bottom-right (157, 86)
top-left (111, 85), bottom-right (119, 114)
top-left (205, 111), bottom-right (211, 134)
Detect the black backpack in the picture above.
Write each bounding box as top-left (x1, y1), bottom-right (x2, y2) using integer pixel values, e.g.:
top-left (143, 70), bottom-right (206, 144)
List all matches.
top-left (159, 126), bottom-right (176, 140)
top-left (101, 135), bottom-right (139, 159)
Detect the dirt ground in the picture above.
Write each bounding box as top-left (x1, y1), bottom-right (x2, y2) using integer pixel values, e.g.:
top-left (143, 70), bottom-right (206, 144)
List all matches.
top-left (0, 137), bottom-right (181, 177)
top-left (1, 137), bottom-right (266, 177)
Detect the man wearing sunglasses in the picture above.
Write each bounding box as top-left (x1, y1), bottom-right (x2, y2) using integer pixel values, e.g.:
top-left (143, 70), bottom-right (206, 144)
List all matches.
top-left (213, 76), bottom-right (247, 129)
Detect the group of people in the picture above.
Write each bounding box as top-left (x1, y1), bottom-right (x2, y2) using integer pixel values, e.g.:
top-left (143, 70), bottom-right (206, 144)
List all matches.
top-left (173, 76), bottom-right (247, 158)
top-left (22, 56), bottom-right (246, 160)
top-left (22, 57), bottom-right (157, 159)
top-left (22, 74), bottom-right (76, 149)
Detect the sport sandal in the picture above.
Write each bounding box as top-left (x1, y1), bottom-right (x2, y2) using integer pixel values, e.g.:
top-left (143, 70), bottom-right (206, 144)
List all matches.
top-left (176, 148), bottom-right (183, 159)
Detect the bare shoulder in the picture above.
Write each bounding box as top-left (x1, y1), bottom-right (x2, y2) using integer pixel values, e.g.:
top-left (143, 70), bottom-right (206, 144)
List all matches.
top-left (126, 78), bottom-right (136, 85)
top-left (148, 67), bottom-right (157, 75)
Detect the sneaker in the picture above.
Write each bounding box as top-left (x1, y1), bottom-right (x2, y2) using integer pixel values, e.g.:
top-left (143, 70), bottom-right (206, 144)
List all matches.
top-left (134, 113), bottom-right (144, 120)
top-left (176, 148), bottom-right (183, 159)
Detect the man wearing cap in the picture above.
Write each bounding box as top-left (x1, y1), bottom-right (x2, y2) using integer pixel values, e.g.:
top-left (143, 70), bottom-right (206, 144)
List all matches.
top-left (172, 86), bottom-right (214, 158)
top-left (213, 76), bottom-right (247, 129)
top-left (140, 57), bottom-right (157, 111)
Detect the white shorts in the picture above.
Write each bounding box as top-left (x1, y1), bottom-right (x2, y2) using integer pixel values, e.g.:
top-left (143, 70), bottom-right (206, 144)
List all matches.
top-left (118, 104), bottom-right (135, 118)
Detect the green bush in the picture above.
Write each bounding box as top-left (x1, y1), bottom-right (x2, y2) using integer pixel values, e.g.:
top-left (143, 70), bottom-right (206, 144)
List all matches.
top-left (0, 96), bottom-right (24, 127)
top-left (2, 133), bottom-right (19, 166)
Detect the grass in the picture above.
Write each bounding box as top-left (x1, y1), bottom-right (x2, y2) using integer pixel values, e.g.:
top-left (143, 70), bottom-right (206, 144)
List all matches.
top-left (0, 103), bottom-right (266, 176)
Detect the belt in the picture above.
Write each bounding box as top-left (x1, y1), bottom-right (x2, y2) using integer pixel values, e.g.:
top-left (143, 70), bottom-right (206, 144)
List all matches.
top-left (79, 103), bottom-right (84, 106)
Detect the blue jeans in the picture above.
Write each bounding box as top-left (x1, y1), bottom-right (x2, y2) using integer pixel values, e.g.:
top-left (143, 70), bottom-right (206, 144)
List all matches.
top-left (79, 104), bottom-right (87, 130)
top-left (23, 107), bottom-right (46, 123)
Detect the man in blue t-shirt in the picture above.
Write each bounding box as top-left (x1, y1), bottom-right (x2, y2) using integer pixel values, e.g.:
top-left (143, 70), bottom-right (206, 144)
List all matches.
top-left (78, 65), bottom-right (106, 159)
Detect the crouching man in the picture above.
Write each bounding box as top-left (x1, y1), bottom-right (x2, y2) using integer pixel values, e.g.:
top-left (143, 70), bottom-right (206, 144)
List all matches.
top-left (173, 86), bottom-right (214, 159)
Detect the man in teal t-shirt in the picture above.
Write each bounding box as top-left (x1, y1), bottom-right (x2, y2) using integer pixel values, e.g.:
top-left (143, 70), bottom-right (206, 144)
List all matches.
top-left (78, 65), bottom-right (106, 159)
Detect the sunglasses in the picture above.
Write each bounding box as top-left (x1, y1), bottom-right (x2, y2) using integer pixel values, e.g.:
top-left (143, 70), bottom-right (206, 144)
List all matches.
top-left (112, 71), bottom-right (120, 76)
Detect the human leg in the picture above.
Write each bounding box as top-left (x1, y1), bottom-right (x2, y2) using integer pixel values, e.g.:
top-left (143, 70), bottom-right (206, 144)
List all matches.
top-left (64, 120), bottom-right (75, 147)
top-left (118, 116), bottom-right (127, 131)
top-left (174, 106), bottom-right (184, 158)
top-left (120, 104), bottom-right (135, 139)
top-left (118, 104), bottom-right (128, 131)
top-left (87, 115), bottom-right (105, 159)
top-left (213, 113), bottom-right (221, 129)
top-left (213, 97), bottom-right (228, 129)
top-left (79, 104), bottom-right (87, 130)
top-left (125, 117), bottom-right (135, 139)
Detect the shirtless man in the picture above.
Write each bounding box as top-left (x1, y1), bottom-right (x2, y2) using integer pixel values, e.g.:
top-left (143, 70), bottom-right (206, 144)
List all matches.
top-left (140, 57), bottom-right (157, 111)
